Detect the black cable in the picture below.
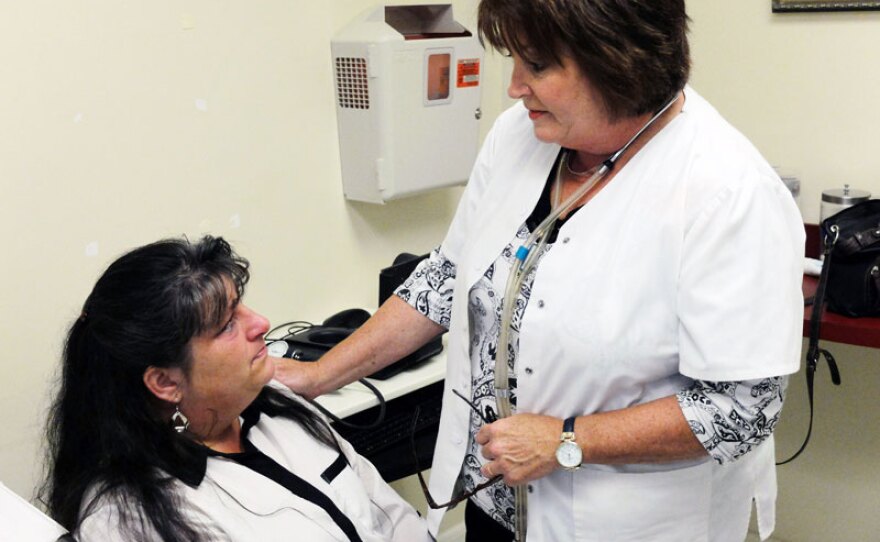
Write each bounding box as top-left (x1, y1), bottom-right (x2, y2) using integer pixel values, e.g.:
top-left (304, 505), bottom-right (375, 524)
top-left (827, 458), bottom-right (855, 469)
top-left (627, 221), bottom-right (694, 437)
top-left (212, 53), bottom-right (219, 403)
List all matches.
top-left (266, 319), bottom-right (387, 431)
top-left (309, 378), bottom-right (387, 431)
top-left (265, 320), bottom-right (314, 341)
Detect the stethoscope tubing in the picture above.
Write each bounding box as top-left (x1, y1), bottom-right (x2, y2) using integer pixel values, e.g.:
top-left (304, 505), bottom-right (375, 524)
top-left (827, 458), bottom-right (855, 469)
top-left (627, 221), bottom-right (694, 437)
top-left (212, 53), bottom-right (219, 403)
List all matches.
top-left (490, 92), bottom-right (681, 542)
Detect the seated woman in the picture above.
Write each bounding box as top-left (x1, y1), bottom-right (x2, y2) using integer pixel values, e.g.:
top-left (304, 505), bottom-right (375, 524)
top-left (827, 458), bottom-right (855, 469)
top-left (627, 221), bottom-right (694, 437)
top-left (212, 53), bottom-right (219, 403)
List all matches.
top-left (41, 236), bottom-right (429, 542)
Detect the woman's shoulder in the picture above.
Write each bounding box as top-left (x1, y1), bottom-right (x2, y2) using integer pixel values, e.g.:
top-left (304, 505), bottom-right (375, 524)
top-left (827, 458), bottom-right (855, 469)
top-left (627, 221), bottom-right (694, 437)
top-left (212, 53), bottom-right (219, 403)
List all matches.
top-left (75, 480), bottom-right (220, 542)
top-left (264, 380), bottom-right (322, 412)
top-left (76, 484), bottom-right (157, 541)
top-left (474, 101), bottom-right (559, 184)
top-left (494, 100), bottom-right (529, 126)
top-left (681, 87), bottom-right (773, 180)
top-left (676, 87), bottom-right (786, 211)
top-left (491, 101), bottom-right (541, 146)
top-left (256, 381), bottom-right (335, 432)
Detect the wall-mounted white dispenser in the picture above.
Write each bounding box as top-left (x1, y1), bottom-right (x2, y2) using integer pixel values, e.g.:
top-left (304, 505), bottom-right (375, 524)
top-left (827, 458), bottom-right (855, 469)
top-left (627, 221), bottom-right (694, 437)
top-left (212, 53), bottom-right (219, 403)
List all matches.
top-left (331, 4), bottom-right (484, 203)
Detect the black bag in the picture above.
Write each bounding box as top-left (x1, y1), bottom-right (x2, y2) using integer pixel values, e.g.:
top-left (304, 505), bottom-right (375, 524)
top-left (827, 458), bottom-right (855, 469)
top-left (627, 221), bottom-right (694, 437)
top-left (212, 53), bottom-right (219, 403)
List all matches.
top-left (822, 199), bottom-right (880, 317)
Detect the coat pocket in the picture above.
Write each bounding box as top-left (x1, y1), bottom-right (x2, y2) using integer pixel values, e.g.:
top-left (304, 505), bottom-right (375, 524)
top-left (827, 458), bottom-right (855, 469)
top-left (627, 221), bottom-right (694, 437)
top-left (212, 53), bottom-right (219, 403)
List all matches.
top-left (572, 462), bottom-right (712, 542)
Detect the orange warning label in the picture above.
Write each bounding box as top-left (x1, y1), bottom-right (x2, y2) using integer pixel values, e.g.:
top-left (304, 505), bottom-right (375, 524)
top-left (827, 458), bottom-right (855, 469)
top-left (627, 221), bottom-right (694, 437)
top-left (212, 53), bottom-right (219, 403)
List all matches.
top-left (457, 59), bottom-right (480, 88)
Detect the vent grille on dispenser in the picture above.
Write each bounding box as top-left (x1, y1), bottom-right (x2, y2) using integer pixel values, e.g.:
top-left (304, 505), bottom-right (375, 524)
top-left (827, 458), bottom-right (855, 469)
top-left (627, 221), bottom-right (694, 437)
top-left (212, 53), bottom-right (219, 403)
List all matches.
top-left (330, 4), bottom-right (482, 203)
top-left (335, 57), bottom-right (370, 110)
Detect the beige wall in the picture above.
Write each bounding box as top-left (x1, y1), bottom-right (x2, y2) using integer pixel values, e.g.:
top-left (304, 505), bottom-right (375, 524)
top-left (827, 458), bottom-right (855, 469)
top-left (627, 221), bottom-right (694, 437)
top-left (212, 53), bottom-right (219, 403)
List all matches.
top-left (1, 1), bottom-right (878, 540)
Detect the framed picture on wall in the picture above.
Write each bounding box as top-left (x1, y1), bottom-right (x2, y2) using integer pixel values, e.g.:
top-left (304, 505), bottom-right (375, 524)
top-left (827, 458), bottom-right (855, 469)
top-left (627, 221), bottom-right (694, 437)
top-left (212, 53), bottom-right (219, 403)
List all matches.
top-left (773, 0), bottom-right (880, 11)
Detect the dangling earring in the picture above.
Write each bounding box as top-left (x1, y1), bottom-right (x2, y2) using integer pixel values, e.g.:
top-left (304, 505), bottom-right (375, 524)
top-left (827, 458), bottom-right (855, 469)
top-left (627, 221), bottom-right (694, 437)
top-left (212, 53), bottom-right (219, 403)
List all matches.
top-left (171, 404), bottom-right (190, 433)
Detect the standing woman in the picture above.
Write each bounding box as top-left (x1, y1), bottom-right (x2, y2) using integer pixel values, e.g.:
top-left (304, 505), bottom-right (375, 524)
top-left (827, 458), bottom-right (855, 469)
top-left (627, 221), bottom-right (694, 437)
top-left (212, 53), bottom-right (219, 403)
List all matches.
top-left (41, 236), bottom-right (428, 541)
top-left (275, 1), bottom-right (805, 541)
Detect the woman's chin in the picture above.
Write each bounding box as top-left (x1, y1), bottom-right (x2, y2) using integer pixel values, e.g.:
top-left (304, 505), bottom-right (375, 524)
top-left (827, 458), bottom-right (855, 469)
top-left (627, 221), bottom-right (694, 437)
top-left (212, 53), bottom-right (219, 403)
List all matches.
top-left (531, 126), bottom-right (562, 145)
top-left (251, 353), bottom-right (275, 384)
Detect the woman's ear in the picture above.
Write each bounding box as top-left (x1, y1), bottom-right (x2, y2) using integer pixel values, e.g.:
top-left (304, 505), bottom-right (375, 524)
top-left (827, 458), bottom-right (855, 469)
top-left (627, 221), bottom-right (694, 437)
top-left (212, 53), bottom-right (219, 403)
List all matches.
top-left (143, 366), bottom-right (186, 403)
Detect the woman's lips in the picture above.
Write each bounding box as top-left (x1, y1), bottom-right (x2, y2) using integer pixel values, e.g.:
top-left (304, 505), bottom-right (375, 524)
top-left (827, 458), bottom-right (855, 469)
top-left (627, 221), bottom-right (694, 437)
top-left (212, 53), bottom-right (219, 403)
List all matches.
top-left (528, 109), bottom-right (546, 120)
top-left (252, 345), bottom-right (267, 364)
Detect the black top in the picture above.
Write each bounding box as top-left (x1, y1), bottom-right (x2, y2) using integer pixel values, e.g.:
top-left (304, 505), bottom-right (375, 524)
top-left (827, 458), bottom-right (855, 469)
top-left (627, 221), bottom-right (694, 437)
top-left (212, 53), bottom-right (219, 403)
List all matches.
top-left (526, 150), bottom-right (583, 243)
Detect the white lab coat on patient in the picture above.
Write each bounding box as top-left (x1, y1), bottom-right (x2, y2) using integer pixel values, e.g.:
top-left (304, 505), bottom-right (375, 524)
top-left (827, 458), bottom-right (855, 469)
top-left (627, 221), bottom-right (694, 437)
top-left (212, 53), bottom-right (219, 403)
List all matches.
top-left (425, 88), bottom-right (805, 541)
top-left (76, 382), bottom-right (429, 542)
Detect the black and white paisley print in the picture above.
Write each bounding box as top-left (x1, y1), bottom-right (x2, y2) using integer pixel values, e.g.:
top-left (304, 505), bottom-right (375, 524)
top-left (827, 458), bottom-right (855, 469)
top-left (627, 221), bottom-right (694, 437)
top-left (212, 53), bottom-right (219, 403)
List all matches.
top-left (677, 376), bottom-right (787, 464)
top-left (395, 255), bottom-right (454, 328)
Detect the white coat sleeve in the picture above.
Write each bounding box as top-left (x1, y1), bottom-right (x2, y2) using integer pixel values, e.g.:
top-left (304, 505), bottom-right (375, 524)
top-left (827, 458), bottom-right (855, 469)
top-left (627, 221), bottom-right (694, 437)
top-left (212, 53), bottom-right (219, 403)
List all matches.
top-left (678, 169), bottom-right (805, 381)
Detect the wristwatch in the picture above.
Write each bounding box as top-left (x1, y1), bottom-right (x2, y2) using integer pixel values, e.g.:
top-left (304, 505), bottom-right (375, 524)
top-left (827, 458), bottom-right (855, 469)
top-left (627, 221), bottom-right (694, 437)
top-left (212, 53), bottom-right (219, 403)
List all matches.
top-left (555, 416), bottom-right (582, 470)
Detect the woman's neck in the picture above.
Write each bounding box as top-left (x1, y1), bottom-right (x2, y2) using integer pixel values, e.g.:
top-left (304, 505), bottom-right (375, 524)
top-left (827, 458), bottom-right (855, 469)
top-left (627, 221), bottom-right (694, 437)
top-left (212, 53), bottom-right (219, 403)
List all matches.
top-left (199, 417), bottom-right (244, 454)
top-left (569, 92), bottom-right (684, 175)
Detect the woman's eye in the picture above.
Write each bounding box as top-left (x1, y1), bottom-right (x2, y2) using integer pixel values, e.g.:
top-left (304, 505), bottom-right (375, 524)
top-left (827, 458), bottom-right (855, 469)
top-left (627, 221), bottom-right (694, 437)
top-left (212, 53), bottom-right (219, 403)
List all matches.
top-left (527, 61), bottom-right (546, 74)
top-left (222, 318), bottom-right (236, 334)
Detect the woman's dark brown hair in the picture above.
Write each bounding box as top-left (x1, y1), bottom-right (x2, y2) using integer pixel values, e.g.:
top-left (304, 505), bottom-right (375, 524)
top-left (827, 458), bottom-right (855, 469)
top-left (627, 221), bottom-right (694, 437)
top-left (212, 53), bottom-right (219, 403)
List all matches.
top-left (478, 0), bottom-right (690, 120)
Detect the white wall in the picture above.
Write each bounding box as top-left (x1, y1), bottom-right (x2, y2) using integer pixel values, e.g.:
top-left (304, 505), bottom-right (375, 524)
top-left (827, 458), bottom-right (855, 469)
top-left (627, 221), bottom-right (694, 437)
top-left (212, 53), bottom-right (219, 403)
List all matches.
top-left (2, 1), bottom-right (878, 540)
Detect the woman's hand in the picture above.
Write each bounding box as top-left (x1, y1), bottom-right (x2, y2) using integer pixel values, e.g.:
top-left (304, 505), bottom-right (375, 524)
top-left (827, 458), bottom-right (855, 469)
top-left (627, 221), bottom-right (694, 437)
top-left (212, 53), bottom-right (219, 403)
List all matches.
top-left (475, 413), bottom-right (562, 486)
top-left (271, 298), bottom-right (445, 401)
top-left (272, 357), bottom-right (324, 400)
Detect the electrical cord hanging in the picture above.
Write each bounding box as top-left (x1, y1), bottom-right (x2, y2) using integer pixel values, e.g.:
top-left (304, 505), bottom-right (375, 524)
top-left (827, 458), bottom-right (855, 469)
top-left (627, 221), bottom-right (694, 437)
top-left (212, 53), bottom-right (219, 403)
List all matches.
top-left (309, 377), bottom-right (387, 431)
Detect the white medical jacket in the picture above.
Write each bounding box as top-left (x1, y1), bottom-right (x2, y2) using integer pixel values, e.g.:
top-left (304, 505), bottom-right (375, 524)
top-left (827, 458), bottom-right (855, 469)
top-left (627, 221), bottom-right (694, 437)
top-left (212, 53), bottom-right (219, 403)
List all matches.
top-left (425, 87), bottom-right (805, 541)
top-left (76, 383), bottom-right (430, 542)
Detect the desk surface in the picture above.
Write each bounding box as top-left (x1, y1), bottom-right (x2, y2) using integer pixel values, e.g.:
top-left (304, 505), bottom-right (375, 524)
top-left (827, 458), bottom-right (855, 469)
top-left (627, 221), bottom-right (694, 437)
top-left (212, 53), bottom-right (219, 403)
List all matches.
top-left (803, 275), bottom-right (880, 348)
top-left (314, 353), bottom-right (446, 418)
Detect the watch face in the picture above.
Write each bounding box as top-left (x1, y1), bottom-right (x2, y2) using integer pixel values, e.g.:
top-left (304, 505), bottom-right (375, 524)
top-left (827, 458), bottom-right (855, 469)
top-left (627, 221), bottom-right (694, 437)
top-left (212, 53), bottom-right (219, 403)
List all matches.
top-left (266, 340), bottom-right (290, 358)
top-left (556, 441), bottom-right (582, 469)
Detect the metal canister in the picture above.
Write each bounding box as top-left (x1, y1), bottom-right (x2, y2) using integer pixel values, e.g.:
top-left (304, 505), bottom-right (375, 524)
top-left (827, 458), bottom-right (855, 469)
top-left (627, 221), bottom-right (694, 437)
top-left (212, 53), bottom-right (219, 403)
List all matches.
top-left (819, 184), bottom-right (871, 258)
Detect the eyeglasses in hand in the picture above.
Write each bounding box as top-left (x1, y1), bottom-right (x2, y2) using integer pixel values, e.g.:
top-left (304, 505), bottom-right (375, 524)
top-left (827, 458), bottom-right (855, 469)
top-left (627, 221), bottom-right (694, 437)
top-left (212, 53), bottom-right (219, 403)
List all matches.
top-left (409, 389), bottom-right (502, 509)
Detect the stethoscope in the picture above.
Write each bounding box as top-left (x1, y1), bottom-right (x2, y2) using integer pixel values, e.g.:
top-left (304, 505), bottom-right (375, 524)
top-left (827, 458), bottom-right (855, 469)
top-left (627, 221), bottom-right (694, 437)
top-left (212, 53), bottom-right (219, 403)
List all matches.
top-left (492, 92), bottom-right (681, 542)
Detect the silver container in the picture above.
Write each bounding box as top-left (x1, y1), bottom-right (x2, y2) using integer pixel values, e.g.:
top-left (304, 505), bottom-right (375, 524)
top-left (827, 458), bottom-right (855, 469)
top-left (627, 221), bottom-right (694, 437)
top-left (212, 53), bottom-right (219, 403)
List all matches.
top-left (819, 184), bottom-right (871, 258)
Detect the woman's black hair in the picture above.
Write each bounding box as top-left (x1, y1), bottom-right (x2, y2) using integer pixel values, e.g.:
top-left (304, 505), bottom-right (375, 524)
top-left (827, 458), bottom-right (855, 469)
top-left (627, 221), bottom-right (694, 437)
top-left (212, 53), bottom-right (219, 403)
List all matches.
top-left (40, 236), bottom-right (336, 541)
top-left (478, 0), bottom-right (690, 120)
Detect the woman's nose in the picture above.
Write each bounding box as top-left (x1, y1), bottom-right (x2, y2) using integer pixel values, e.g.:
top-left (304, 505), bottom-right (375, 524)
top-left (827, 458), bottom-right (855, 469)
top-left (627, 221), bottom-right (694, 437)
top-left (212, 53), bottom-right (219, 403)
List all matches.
top-left (242, 305), bottom-right (270, 339)
top-left (507, 59), bottom-right (530, 99)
